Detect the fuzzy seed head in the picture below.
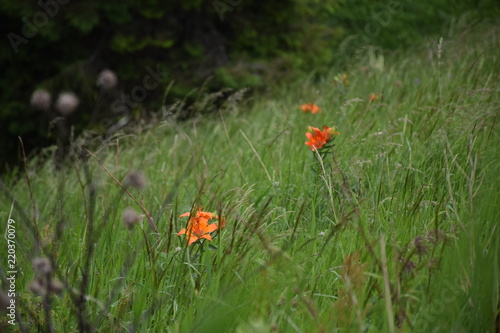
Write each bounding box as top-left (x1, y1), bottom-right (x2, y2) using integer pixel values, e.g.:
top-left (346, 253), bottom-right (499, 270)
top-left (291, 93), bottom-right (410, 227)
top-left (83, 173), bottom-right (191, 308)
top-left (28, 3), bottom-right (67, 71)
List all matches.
top-left (97, 69), bottom-right (118, 90)
top-left (32, 257), bottom-right (53, 276)
top-left (49, 279), bottom-right (64, 294)
top-left (56, 92), bottom-right (80, 115)
top-left (31, 89), bottom-right (52, 111)
top-left (28, 278), bottom-right (46, 296)
top-left (123, 207), bottom-right (140, 229)
top-left (124, 171), bottom-right (147, 190)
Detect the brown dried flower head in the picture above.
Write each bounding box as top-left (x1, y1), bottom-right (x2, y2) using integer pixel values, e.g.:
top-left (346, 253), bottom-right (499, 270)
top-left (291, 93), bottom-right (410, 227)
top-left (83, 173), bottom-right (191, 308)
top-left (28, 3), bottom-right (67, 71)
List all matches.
top-left (28, 278), bottom-right (46, 296)
top-left (30, 89), bottom-right (52, 111)
top-left (28, 277), bottom-right (64, 296)
top-left (97, 69), bottom-right (118, 90)
top-left (124, 171), bottom-right (147, 190)
top-left (55, 92), bottom-right (80, 116)
top-left (123, 207), bottom-right (141, 229)
top-left (49, 279), bottom-right (64, 294)
top-left (32, 257), bottom-right (53, 276)
top-left (427, 230), bottom-right (446, 244)
top-left (413, 236), bottom-right (428, 256)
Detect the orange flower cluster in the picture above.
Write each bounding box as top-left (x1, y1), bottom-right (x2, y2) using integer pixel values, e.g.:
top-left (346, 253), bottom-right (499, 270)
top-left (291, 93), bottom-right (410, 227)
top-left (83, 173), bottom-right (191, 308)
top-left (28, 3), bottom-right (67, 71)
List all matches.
top-left (301, 103), bottom-right (321, 114)
top-left (177, 209), bottom-right (221, 245)
top-left (305, 126), bottom-right (339, 151)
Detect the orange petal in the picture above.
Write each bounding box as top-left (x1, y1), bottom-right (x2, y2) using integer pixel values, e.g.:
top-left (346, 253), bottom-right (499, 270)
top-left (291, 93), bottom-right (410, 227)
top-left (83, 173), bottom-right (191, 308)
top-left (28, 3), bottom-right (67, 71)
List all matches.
top-left (200, 234), bottom-right (212, 241)
top-left (177, 228), bottom-right (186, 236)
top-left (204, 223), bottom-right (218, 233)
top-left (196, 219), bottom-right (209, 230)
top-left (179, 212), bottom-right (191, 218)
top-left (305, 142), bottom-right (316, 150)
top-left (313, 127), bottom-right (323, 135)
top-left (201, 212), bottom-right (215, 219)
top-left (187, 236), bottom-right (199, 245)
top-left (198, 217), bottom-right (210, 224)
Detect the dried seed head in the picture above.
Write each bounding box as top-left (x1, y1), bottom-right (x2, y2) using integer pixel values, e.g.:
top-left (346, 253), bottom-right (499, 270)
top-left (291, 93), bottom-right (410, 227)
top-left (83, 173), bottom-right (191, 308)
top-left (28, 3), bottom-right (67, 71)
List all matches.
top-left (30, 89), bottom-right (52, 111)
top-left (403, 260), bottom-right (416, 274)
top-left (55, 92), bottom-right (80, 116)
top-left (413, 236), bottom-right (427, 256)
top-left (124, 171), bottom-right (147, 190)
top-left (32, 257), bottom-right (53, 276)
top-left (427, 230), bottom-right (446, 244)
top-left (428, 258), bottom-right (440, 271)
top-left (49, 279), bottom-right (64, 294)
top-left (123, 207), bottom-right (140, 229)
top-left (97, 69), bottom-right (118, 90)
top-left (28, 278), bottom-right (46, 296)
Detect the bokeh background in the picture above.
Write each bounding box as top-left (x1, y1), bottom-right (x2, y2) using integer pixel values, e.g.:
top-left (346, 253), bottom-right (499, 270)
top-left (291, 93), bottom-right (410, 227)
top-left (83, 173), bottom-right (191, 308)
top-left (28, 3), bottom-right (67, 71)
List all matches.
top-left (1, 0), bottom-right (498, 172)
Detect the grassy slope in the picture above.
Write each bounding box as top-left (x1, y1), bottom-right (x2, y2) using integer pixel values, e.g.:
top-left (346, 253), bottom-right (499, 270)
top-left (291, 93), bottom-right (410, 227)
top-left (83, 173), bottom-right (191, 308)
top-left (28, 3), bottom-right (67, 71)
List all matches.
top-left (1, 24), bottom-right (499, 332)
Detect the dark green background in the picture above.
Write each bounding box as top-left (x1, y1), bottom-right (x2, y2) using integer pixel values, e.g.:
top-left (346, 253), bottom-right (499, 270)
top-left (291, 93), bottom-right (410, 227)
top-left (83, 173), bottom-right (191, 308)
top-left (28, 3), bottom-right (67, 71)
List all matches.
top-left (1, 0), bottom-right (498, 172)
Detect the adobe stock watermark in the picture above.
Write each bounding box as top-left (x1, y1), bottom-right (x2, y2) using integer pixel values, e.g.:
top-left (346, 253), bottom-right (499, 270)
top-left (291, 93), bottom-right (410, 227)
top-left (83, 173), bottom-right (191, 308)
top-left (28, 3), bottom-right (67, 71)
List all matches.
top-left (7, 0), bottom-right (70, 54)
top-left (339, 1), bottom-right (401, 65)
top-left (213, 0), bottom-right (242, 21)
top-left (102, 65), bottom-right (167, 132)
top-left (413, 276), bottom-right (462, 327)
top-left (4, 218), bottom-right (17, 326)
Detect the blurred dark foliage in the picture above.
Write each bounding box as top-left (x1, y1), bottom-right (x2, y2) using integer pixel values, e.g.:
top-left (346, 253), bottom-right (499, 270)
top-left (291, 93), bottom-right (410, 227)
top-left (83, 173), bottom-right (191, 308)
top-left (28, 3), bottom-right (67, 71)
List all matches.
top-left (0, 0), bottom-right (498, 172)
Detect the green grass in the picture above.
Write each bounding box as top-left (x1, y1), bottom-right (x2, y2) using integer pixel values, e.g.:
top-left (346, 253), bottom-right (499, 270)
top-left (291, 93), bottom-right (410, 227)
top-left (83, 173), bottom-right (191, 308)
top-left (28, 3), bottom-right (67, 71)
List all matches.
top-left (1, 24), bottom-right (499, 332)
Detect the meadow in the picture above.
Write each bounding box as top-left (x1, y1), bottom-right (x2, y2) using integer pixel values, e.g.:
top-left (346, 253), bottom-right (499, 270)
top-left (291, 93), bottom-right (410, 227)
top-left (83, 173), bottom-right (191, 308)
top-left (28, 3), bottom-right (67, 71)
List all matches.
top-left (1, 24), bottom-right (499, 332)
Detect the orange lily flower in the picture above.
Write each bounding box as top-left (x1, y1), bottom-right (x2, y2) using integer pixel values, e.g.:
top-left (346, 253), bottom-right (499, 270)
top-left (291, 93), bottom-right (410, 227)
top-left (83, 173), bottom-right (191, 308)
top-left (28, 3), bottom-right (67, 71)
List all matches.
top-left (301, 103), bottom-right (321, 114)
top-left (305, 126), bottom-right (339, 151)
top-left (178, 209), bottom-right (219, 245)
